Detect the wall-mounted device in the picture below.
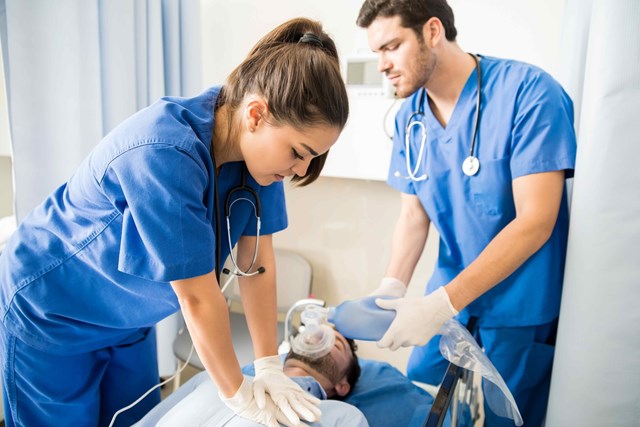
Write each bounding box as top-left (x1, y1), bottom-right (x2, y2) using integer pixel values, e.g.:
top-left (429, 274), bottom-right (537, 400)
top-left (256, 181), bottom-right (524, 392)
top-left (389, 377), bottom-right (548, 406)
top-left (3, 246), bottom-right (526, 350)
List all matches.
top-left (321, 53), bottom-right (404, 181)
top-left (344, 53), bottom-right (395, 98)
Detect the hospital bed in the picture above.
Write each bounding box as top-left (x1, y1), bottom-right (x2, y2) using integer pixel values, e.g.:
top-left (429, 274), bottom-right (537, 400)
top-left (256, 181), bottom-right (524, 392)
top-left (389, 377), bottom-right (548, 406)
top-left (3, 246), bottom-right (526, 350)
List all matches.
top-left (137, 298), bottom-right (481, 427)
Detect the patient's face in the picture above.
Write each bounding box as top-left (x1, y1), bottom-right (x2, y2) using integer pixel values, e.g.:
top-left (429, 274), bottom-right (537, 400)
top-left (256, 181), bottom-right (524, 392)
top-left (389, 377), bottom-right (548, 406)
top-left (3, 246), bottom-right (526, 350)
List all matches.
top-left (284, 330), bottom-right (354, 388)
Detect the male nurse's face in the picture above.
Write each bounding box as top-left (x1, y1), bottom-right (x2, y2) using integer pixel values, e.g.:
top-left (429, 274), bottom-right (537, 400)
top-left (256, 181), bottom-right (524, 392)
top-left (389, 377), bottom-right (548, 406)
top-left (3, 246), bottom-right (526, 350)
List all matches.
top-left (367, 15), bottom-right (436, 98)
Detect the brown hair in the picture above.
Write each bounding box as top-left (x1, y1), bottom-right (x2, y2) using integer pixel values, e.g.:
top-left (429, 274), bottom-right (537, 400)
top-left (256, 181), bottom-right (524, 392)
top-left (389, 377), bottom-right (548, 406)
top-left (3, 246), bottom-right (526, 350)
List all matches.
top-left (357, 0), bottom-right (457, 42)
top-left (341, 338), bottom-right (361, 399)
top-left (220, 18), bottom-right (349, 186)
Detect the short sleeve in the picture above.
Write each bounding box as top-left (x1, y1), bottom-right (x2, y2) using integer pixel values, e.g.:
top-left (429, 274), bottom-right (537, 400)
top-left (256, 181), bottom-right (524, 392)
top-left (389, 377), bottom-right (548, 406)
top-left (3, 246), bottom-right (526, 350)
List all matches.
top-left (101, 142), bottom-right (215, 282)
top-left (510, 72), bottom-right (577, 179)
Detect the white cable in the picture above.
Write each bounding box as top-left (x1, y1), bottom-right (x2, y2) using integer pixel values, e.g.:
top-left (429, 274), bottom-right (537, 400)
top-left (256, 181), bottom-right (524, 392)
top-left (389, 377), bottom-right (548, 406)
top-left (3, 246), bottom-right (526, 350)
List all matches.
top-left (220, 273), bottom-right (236, 294)
top-left (108, 342), bottom-right (195, 427)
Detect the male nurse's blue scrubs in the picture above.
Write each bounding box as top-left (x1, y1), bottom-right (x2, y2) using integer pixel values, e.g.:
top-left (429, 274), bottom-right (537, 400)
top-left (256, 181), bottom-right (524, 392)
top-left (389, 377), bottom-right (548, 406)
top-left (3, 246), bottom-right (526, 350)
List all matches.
top-left (388, 56), bottom-right (577, 426)
top-left (0, 86), bottom-right (287, 426)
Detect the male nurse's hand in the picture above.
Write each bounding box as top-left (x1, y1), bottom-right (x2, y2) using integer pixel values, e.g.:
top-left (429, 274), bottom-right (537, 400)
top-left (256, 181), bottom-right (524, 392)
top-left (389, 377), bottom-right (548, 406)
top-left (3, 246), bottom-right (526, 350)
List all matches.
top-left (368, 277), bottom-right (408, 298)
top-left (253, 355), bottom-right (322, 426)
top-left (376, 287), bottom-right (458, 351)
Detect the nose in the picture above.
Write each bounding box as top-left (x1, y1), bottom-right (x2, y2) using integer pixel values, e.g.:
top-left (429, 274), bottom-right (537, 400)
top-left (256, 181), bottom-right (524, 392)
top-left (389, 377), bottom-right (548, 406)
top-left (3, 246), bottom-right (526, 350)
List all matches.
top-left (291, 158), bottom-right (311, 177)
top-left (377, 53), bottom-right (390, 74)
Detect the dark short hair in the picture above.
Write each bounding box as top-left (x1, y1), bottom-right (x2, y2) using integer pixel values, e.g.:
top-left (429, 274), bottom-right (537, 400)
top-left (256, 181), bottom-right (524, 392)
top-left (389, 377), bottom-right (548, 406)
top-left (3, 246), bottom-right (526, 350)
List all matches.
top-left (220, 18), bottom-right (349, 186)
top-left (356, 0), bottom-right (457, 42)
top-left (285, 336), bottom-right (361, 398)
top-left (341, 338), bottom-right (361, 399)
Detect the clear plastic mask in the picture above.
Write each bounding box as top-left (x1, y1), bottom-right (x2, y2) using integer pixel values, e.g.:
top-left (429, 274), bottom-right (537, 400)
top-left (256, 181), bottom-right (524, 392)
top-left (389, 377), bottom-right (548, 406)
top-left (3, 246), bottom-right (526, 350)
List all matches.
top-left (291, 305), bottom-right (335, 359)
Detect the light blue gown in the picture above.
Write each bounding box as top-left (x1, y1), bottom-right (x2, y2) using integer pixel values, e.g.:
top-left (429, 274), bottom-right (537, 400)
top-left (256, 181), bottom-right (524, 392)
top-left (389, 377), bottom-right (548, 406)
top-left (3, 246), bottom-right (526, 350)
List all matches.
top-left (388, 56), bottom-right (577, 426)
top-left (0, 86), bottom-right (287, 426)
top-left (135, 372), bottom-right (369, 427)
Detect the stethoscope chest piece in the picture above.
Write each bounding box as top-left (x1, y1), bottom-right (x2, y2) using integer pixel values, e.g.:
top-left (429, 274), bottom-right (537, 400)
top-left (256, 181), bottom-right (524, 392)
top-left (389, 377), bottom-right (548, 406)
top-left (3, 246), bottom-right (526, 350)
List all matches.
top-left (462, 155), bottom-right (480, 176)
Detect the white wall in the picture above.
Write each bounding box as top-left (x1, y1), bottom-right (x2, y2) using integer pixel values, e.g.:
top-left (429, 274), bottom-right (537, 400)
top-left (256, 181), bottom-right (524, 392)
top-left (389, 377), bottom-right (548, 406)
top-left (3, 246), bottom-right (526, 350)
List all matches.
top-left (451, 0), bottom-right (565, 79)
top-left (200, 0), bottom-right (365, 86)
top-left (203, 0), bottom-right (566, 372)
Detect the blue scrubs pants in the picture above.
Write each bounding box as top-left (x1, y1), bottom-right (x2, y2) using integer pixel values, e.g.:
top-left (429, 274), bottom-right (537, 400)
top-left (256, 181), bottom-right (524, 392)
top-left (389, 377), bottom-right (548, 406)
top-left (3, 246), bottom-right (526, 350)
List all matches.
top-left (0, 326), bottom-right (161, 427)
top-left (407, 320), bottom-right (557, 427)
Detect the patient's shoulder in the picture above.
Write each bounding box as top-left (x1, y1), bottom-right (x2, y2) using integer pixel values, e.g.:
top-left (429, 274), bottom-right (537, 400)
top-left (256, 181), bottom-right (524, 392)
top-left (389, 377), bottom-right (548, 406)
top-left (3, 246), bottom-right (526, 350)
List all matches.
top-left (344, 359), bottom-right (433, 427)
top-left (320, 400), bottom-right (369, 426)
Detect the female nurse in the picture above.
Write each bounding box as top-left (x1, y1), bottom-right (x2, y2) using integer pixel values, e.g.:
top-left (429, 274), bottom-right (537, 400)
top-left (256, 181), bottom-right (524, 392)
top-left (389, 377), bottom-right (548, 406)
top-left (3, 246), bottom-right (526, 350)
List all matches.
top-left (0, 17), bottom-right (348, 427)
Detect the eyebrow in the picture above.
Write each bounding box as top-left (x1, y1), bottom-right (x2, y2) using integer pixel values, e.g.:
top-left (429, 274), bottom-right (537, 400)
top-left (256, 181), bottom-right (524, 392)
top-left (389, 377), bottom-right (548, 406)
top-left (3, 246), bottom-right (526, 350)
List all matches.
top-left (301, 143), bottom-right (319, 157)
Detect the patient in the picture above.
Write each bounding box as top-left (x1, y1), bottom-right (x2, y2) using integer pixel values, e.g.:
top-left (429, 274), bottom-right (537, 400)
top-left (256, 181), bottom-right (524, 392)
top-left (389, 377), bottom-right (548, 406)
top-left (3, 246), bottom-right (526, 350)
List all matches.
top-left (137, 327), bottom-right (441, 427)
top-left (136, 330), bottom-right (367, 426)
top-left (283, 330), bottom-right (361, 400)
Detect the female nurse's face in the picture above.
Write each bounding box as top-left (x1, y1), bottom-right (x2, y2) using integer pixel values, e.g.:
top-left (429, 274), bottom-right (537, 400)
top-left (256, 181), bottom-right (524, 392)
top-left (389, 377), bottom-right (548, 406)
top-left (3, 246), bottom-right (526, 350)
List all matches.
top-left (241, 106), bottom-right (341, 186)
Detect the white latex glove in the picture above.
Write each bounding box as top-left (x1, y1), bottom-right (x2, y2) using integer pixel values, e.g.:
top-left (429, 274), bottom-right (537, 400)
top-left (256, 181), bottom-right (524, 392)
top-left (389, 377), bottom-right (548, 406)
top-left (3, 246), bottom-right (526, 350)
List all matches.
top-left (369, 277), bottom-right (407, 298)
top-left (221, 376), bottom-right (282, 427)
top-left (376, 286), bottom-right (459, 351)
top-left (253, 355), bottom-right (322, 425)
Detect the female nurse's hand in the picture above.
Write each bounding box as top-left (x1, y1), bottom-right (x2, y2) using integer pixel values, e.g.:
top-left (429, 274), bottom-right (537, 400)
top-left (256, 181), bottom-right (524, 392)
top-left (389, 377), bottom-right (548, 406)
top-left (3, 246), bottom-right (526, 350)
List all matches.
top-left (376, 287), bottom-right (459, 351)
top-left (253, 355), bottom-right (322, 425)
top-left (368, 277), bottom-right (408, 298)
top-left (221, 376), bottom-right (308, 427)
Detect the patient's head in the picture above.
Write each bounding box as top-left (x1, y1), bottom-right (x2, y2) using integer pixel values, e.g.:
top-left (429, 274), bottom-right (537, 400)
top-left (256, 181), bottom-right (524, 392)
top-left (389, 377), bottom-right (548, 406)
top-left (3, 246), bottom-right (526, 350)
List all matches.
top-left (284, 329), bottom-right (360, 399)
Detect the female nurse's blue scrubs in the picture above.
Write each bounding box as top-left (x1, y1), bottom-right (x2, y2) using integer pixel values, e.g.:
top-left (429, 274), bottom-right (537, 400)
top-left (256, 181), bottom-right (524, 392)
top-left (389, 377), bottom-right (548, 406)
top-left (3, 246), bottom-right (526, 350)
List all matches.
top-left (0, 86), bottom-right (287, 426)
top-left (388, 56), bottom-right (577, 426)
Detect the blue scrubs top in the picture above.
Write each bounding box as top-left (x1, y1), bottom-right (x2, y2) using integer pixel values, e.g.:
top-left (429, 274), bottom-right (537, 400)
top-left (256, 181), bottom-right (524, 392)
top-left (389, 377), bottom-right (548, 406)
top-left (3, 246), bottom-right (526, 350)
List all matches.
top-left (388, 56), bottom-right (577, 327)
top-left (0, 86), bottom-right (287, 354)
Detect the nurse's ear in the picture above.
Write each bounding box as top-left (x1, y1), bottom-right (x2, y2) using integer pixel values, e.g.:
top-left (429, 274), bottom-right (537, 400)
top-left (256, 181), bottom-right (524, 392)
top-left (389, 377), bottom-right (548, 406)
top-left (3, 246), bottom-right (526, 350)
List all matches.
top-left (422, 17), bottom-right (444, 49)
top-left (244, 97), bottom-right (269, 132)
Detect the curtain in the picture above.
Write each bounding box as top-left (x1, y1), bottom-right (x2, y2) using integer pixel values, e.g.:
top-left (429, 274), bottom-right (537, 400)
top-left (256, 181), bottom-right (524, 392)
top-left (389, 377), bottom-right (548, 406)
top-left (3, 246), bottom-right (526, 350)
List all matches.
top-left (547, 0), bottom-right (640, 424)
top-left (0, 0), bottom-right (201, 219)
top-left (0, 0), bottom-right (202, 377)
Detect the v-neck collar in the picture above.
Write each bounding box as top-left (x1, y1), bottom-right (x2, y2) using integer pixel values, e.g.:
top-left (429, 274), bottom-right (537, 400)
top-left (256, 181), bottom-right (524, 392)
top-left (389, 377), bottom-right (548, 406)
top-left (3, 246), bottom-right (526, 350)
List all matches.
top-left (423, 61), bottom-right (481, 139)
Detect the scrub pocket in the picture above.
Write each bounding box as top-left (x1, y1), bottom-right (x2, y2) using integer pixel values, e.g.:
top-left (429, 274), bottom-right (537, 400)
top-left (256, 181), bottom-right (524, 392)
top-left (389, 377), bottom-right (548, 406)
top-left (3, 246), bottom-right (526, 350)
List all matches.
top-left (469, 157), bottom-right (514, 218)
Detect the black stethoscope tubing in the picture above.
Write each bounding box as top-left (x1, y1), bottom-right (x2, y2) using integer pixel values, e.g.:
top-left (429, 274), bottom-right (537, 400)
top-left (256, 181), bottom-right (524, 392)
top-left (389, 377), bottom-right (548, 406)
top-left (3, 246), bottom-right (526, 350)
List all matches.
top-left (469, 54), bottom-right (482, 166)
top-left (211, 149), bottom-right (264, 283)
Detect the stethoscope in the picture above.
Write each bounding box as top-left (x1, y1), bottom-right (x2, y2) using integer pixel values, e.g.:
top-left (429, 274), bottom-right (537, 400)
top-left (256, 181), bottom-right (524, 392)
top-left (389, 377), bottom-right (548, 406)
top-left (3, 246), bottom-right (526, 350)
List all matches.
top-left (211, 148), bottom-right (265, 287)
top-left (395, 53), bottom-right (482, 181)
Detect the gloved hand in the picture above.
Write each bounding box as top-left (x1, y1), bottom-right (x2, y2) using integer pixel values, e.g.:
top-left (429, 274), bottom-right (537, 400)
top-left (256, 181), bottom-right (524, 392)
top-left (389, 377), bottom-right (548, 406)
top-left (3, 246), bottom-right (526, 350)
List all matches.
top-left (369, 277), bottom-right (407, 298)
top-left (253, 355), bottom-right (322, 425)
top-left (221, 376), bottom-right (282, 427)
top-left (376, 286), bottom-right (458, 351)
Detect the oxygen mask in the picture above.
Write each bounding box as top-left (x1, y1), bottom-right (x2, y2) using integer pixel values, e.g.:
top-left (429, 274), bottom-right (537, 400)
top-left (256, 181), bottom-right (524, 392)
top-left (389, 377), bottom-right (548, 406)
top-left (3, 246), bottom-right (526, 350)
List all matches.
top-left (291, 304), bottom-right (335, 359)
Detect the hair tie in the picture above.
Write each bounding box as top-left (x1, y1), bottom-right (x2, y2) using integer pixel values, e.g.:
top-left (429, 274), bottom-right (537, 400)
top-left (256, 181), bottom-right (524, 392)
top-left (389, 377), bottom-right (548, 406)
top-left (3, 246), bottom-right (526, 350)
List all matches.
top-left (298, 33), bottom-right (324, 48)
